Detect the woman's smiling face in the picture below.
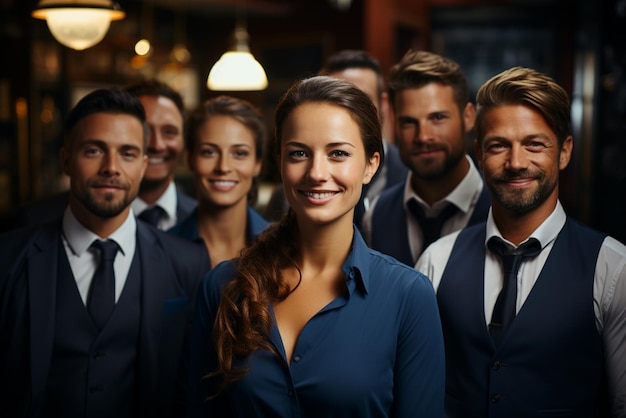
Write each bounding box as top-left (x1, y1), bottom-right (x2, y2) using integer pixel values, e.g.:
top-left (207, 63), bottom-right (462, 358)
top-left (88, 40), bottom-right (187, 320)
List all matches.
top-left (190, 115), bottom-right (261, 209)
top-left (280, 102), bottom-right (379, 226)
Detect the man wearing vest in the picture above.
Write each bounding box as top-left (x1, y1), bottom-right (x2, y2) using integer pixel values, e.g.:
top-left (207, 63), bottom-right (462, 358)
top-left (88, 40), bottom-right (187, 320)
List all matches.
top-left (363, 50), bottom-right (490, 267)
top-left (0, 88), bottom-right (210, 418)
top-left (416, 66), bottom-right (626, 417)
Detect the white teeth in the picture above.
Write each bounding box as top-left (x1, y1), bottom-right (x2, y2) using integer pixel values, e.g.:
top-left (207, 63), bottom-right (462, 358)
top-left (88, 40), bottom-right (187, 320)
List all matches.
top-left (304, 191), bottom-right (334, 199)
top-left (212, 180), bottom-right (236, 187)
top-left (149, 157), bottom-right (165, 164)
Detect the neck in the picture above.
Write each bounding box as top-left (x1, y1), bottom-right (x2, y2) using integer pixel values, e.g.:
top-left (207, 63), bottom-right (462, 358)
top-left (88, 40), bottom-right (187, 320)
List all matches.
top-left (197, 199), bottom-right (248, 241)
top-left (295, 214), bottom-right (353, 273)
top-left (69, 201), bottom-right (129, 239)
top-left (138, 177), bottom-right (172, 205)
top-left (411, 156), bottom-right (469, 206)
top-left (492, 196), bottom-right (558, 246)
top-left (197, 199), bottom-right (249, 266)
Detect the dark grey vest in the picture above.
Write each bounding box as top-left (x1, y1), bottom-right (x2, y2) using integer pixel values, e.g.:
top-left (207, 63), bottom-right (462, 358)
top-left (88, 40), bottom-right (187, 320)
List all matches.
top-left (43, 240), bottom-right (142, 418)
top-left (437, 219), bottom-right (607, 418)
top-left (371, 181), bottom-right (490, 266)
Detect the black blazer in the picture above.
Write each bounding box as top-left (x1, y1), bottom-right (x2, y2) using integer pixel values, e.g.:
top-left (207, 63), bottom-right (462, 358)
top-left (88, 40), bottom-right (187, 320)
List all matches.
top-left (0, 220), bottom-right (211, 418)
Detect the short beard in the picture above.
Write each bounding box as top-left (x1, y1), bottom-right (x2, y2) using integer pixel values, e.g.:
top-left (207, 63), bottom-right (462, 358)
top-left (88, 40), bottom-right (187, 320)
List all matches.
top-left (140, 176), bottom-right (170, 193)
top-left (413, 148), bottom-right (465, 181)
top-left (489, 171), bottom-right (556, 215)
top-left (81, 191), bottom-right (131, 218)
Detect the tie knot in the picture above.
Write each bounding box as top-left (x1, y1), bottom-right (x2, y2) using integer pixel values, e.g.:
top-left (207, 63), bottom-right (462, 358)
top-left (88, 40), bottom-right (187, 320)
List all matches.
top-left (91, 239), bottom-right (119, 261)
top-left (408, 199), bottom-right (459, 223)
top-left (408, 199), bottom-right (460, 255)
top-left (487, 236), bottom-right (542, 259)
top-left (138, 205), bottom-right (165, 227)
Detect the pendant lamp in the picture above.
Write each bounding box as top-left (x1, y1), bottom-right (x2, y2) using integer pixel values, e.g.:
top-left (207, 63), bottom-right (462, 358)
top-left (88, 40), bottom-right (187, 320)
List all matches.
top-left (32, 0), bottom-right (125, 51)
top-left (207, 19), bottom-right (268, 91)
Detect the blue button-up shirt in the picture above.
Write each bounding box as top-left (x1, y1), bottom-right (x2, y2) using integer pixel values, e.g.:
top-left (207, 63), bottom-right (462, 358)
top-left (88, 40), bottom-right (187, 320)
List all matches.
top-left (187, 229), bottom-right (445, 418)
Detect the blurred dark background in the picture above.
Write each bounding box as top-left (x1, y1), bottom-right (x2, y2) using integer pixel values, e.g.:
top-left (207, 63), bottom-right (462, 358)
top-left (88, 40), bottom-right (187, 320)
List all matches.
top-left (1, 0), bottom-right (624, 243)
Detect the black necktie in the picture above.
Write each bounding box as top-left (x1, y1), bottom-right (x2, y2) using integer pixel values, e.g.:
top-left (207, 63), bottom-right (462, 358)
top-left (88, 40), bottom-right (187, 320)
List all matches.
top-left (487, 237), bottom-right (542, 345)
top-left (88, 240), bottom-right (119, 330)
top-left (138, 206), bottom-right (164, 227)
top-left (408, 200), bottom-right (459, 254)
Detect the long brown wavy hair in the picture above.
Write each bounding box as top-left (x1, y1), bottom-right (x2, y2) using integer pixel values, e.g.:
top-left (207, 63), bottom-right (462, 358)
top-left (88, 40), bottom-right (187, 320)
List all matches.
top-left (209, 75), bottom-right (384, 394)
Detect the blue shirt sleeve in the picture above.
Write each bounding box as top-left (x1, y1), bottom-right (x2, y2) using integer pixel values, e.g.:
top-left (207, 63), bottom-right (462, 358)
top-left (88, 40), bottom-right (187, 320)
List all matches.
top-left (392, 269), bottom-right (446, 417)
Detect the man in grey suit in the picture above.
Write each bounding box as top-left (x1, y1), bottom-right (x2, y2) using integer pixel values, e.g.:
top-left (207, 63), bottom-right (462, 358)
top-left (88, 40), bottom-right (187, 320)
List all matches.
top-left (0, 88), bottom-right (210, 418)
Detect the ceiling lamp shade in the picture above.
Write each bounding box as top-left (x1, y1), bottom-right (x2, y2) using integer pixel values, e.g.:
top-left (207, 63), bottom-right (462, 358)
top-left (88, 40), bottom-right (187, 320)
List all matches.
top-left (207, 23), bottom-right (268, 91)
top-left (32, 0), bottom-right (125, 51)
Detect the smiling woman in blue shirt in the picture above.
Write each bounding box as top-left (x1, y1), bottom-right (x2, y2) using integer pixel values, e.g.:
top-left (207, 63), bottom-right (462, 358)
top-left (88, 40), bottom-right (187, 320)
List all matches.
top-left (186, 75), bottom-right (445, 418)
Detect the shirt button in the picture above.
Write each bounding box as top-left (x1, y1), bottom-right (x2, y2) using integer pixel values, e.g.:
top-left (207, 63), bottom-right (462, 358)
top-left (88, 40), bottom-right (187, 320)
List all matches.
top-left (288, 390), bottom-right (294, 397)
top-left (92, 352), bottom-right (105, 360)
top-left (491, 394), bottom-right (503, 403)
top-left (293, 355), bottom-right (301, 362)
top-left (492, 361), bottom-right (501, 370)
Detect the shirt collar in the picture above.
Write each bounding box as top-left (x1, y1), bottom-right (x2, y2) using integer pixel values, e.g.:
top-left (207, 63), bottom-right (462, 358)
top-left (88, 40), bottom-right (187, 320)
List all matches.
top-left (402, 155), bottom-right (482, 215)
top-left (62, 206), bottom-right (137, 257)
top-left (485, 200), bottom-right (566, 250)
top-left (131, 181), bottom-right (178, 219)
top-left (342, 227), bottom-right (372, 295)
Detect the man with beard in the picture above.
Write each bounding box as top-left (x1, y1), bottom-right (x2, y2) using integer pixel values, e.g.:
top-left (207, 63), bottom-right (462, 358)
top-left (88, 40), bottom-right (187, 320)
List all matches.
top-left (126, 79), bottom-right (197, 230)
top-left (363, 50), bottom-right (490, 266)
top-left (8, 79), bottom-right (195, 232)
top-left (416, 67), bottom-right (626, 417)
top-left (0, 88), bottom-right (210, 418)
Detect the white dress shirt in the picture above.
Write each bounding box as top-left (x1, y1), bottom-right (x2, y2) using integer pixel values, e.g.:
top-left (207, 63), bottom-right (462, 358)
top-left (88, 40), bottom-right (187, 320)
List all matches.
top-left (362, 154), bottom-right (485, 261)
top-left (132, 181), bottom-right (178, 230)
top-left (62, 207), bottom-right (137, 304)
top-left (416, 201), bottom-right (626, 416)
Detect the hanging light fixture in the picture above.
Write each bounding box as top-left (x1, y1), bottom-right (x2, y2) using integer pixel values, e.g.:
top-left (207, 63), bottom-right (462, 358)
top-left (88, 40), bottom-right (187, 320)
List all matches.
top-left (134, 0), bottom-right (153, 57)
top-left (170, 4), bottom-right (191, 65)
top-left (207, 17), bottom-right (268, 91)
top-left (32, 0), bottom-right (125, 51)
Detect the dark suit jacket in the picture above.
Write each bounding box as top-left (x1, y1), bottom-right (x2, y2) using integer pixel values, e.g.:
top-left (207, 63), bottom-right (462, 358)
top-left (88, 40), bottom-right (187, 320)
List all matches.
top-left (10, 185), bottom-right (197, 231)
top-left (0, 220), bottom-right (211, 418)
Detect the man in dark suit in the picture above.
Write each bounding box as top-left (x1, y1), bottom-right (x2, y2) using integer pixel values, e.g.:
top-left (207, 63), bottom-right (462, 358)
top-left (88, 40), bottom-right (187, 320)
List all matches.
top-left (0, 88), bottom-right (210, 418)
top-left (363, 50), bottom-right (490, 266)
top-left (125, 79), bottom-right (196, 229)
top-left (10, 79), bottom-right (196, 231)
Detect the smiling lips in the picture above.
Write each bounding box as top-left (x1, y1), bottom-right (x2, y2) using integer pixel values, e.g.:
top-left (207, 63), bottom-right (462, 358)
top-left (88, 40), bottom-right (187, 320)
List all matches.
top-left (210, 180), bottom-right (238, 191)
top-left (92, 182), bottom-right (126, 192)
top-left (300, 190), bottom-right (338, 203)
top-left (413, 146), bottom-right (444, 157)
top-left (148, 156), bottom-right (167, 164)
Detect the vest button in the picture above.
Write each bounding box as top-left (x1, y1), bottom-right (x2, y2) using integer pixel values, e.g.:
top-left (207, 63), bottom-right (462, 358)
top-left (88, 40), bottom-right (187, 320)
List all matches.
top-left (492, 360), bottom-right (501, 370)
top-left (93, 352), bottom-right (105, 360)
top-left (491, 394), bottom-right (503, 403)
